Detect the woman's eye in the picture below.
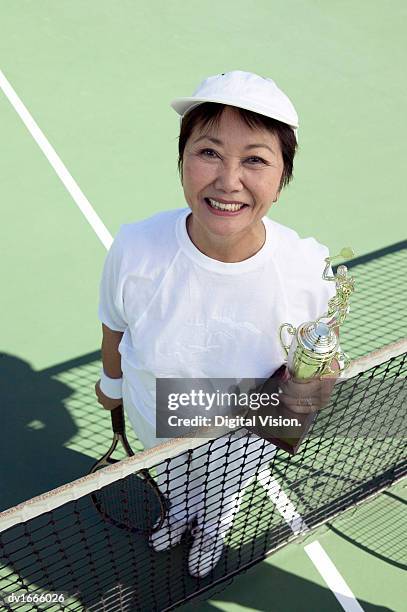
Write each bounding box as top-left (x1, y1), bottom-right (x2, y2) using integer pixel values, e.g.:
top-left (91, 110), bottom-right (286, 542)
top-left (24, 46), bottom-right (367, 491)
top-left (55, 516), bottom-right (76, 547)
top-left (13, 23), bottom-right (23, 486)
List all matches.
top-left (246, 156), bottom-right (266, 164)
top-left (200, 148), bottom-right (218, 158)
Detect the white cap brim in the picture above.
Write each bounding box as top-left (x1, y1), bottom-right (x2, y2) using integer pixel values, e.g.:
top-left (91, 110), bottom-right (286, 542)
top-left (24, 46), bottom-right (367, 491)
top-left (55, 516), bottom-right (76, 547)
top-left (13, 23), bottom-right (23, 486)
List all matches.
top-left (170, 95), bottom-right (299, 132)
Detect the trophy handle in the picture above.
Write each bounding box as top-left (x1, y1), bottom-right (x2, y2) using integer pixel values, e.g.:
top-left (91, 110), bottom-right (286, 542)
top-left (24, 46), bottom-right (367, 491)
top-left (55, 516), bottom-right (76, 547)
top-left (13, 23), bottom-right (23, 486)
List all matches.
top-left (279, 323), bottom-right (297, 357)
top-left (336, 349), bottom-right (351, 372)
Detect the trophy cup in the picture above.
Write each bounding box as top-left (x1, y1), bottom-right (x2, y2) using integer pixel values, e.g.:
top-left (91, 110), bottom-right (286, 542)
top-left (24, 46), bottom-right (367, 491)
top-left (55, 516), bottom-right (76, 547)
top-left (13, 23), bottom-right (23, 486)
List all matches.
top-left (280, 247), bottom-right (355, 380)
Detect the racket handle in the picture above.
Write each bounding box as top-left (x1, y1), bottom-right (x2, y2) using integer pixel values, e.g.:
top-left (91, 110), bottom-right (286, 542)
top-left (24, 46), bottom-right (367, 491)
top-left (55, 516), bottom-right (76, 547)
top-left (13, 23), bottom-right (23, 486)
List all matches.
top-left (110, 405), bottom-right (126, 435)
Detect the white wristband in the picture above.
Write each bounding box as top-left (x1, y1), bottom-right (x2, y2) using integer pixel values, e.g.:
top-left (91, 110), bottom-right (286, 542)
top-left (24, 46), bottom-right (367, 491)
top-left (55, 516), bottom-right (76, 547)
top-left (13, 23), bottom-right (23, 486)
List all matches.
top-left (99, 369), bottom-right (123, 399)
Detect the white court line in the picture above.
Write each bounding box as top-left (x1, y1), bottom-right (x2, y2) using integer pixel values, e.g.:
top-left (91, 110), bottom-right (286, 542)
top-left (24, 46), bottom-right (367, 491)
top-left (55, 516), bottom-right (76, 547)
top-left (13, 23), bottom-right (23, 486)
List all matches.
top-left (0, 69), bottom-right (113, 250)
top-left (305, 541), bottom-right (365, 612)
top-left (257, 469), bottom-right (308, 535)
top-left (257, 468), bottom-right (364, 612)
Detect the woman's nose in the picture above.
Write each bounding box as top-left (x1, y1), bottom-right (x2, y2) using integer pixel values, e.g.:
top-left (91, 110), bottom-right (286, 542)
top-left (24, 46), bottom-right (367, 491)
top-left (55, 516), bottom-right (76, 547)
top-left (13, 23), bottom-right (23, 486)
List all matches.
top-left (214, 161), bottom-right (243, 192)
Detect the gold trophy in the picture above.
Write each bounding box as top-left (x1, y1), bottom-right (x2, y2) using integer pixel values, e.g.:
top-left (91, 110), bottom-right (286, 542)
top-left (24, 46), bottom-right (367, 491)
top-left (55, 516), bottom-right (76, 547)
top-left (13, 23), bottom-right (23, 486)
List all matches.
top-left (280, 247), bottom-right (355, 380)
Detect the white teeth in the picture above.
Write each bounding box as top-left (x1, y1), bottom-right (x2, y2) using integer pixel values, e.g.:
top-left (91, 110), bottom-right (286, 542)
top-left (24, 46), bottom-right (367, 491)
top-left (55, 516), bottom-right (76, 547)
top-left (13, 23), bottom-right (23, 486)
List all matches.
top-left (208, 199), bottom-right (245, 212)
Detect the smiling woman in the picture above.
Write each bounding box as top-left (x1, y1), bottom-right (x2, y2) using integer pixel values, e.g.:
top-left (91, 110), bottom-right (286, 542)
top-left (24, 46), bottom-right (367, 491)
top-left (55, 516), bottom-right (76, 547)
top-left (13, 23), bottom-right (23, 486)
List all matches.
top-left (96, 70), bottom-right (336, 579)
top-left (180, 104), bottom-right (297, 262)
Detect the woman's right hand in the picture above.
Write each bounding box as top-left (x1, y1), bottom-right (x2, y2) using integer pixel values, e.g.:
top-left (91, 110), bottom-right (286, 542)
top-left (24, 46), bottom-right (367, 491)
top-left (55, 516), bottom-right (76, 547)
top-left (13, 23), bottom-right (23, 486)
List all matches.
top-left (95, 379), bottom-right (123, 411)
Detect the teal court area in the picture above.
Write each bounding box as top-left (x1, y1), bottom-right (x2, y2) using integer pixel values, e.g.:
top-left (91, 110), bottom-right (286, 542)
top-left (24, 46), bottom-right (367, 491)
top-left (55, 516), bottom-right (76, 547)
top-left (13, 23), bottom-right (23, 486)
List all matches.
top-left (1, 2), bottom-right (406, 610)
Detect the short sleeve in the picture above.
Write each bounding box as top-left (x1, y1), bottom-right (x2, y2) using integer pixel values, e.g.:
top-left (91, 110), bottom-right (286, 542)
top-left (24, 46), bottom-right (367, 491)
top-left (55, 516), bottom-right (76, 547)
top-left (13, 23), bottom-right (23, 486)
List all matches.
top-left (279, 234), bottom-right (338, 325)
top-left (98, 227), bottom-right (128, 332)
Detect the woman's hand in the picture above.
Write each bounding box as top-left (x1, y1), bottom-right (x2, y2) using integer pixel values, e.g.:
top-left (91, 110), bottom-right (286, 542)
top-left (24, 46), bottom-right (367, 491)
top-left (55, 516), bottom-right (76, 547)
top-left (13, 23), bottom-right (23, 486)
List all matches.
top-left (95, 379), bottom-right (122, 411)
top-left (278, 365), bottom-right (338, 415)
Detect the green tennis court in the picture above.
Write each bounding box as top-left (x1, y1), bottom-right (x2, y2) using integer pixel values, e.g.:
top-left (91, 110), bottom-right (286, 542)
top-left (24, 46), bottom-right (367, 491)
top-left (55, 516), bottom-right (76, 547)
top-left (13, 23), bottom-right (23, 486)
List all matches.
top-left (1, 2), bottom-right (406, 610)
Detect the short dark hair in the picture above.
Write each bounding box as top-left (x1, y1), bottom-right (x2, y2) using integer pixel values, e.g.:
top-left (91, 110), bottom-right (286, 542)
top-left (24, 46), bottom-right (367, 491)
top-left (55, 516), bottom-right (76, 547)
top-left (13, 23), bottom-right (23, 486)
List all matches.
top-left (177, 103), bottom-right (298, 191)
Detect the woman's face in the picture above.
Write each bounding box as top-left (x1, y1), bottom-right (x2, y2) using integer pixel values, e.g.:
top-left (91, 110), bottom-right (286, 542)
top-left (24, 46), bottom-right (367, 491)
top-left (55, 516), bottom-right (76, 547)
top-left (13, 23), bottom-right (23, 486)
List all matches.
top-left (182, 106), bottom-right (284, 244)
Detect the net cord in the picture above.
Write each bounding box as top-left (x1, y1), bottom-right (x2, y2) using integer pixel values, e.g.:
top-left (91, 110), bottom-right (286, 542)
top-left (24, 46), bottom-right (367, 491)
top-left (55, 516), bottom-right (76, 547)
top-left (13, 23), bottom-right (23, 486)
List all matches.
top-left (0, 337), bottom-right (405, 534)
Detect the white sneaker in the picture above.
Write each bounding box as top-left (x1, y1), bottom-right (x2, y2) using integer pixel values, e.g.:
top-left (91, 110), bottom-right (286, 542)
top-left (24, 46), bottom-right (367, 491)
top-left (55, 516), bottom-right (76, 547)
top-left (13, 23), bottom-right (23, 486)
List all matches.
top-left (188, 527), bottom-right (225, 578)
top-left (149, 515), bottom-right (189, 552)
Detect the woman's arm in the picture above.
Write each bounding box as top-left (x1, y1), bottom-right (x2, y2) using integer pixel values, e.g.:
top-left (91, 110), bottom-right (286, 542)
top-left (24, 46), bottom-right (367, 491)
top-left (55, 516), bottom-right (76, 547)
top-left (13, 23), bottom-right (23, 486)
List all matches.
top-left (101, 323), bottom-right (124, 378)
top-left (95, 323), bottom-right (124, 410)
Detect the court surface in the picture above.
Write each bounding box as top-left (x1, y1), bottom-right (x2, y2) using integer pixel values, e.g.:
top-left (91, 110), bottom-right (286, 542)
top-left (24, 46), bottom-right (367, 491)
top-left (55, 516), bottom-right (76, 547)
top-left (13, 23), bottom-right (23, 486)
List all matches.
top-left (1, 2), bottom-right (406, 611)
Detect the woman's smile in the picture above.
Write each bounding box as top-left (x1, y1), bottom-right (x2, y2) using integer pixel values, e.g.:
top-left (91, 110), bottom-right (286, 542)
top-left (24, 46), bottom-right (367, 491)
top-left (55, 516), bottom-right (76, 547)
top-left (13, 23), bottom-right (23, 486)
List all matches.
top-left (204, 197), bottom-right (250, 215)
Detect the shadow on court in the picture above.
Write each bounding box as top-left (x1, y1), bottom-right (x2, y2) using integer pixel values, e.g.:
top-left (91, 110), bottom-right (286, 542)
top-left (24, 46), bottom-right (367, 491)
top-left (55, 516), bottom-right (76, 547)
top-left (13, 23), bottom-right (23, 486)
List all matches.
top-left (330, 240), bottom-right (406, 358)
top-left (186, 562), bottom-right (394, 612)
top-left (0, 352), bottom-right (95, 512)
top-left (325, 489), bottom-right (407, 572)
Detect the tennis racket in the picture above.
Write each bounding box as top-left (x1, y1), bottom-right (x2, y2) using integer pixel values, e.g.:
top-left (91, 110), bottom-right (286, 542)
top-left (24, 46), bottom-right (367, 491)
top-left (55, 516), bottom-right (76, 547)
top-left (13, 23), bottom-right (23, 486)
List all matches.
top-left (89, 405), bottom-right (168, 535)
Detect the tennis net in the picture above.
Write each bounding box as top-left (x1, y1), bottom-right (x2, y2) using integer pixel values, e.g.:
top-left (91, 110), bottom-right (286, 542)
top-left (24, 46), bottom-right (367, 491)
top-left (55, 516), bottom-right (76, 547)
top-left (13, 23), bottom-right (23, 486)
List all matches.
top-left (0, 339), bottom-right (406, 611)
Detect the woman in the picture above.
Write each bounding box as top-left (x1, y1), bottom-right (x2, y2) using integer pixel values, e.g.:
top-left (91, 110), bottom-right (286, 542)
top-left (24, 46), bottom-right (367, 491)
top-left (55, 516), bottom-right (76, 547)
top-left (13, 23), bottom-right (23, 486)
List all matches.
top-left (95, 71), bottom-right (335, 578)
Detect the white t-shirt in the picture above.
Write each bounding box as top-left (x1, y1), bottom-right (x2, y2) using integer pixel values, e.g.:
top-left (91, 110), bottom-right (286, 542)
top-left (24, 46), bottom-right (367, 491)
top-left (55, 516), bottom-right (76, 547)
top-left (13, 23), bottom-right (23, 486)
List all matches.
top-left (98, 207), bottom-right (335, 446)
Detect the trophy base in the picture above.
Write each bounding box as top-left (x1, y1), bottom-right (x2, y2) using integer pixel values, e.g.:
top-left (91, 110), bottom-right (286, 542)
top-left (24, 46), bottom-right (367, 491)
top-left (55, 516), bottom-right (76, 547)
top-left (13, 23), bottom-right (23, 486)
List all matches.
top-left (248, 415), bottom-right (316, 455)
top-left (263, 425), bottom-right (314, 455)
